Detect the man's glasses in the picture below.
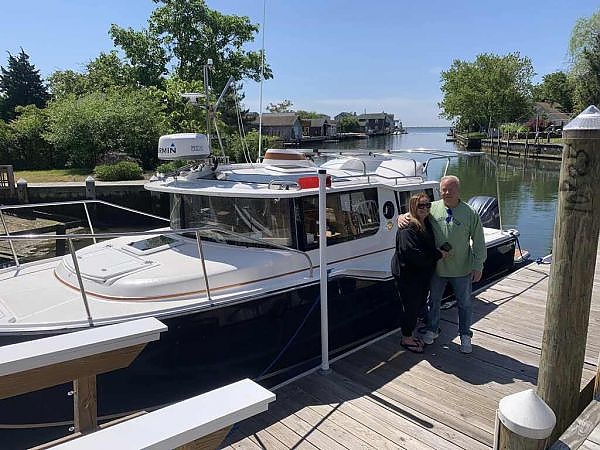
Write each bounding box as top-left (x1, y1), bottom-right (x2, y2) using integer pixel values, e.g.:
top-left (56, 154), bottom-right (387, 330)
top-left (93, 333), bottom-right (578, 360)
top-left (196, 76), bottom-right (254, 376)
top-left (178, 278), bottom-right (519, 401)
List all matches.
top-left (446, 208), bottom-right (453, 223)
top-left (417, 202), bottom-right (432, 210)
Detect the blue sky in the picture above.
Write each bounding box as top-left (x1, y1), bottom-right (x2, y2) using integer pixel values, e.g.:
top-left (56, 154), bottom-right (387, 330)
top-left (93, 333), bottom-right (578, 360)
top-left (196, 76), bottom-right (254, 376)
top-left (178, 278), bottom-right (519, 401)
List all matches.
top-left (1, 1), bottom-right (598, 126)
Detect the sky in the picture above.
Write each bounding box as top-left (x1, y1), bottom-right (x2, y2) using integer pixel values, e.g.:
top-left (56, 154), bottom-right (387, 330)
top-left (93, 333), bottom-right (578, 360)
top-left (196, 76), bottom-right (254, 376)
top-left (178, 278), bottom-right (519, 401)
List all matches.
top-left (0, 1), bottom-right (598, 126)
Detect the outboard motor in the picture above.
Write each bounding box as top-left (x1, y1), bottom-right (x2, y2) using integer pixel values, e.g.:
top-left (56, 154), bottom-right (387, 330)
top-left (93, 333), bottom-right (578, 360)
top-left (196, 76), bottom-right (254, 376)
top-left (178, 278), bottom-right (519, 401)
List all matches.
top-left (467, 196), bottom-right (500, 229)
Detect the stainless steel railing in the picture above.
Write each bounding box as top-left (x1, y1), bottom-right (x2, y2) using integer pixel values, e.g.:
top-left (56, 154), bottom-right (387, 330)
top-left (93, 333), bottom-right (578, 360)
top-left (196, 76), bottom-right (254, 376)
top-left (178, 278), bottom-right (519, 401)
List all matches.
top-left (0, 200), bottom-right (314, 325)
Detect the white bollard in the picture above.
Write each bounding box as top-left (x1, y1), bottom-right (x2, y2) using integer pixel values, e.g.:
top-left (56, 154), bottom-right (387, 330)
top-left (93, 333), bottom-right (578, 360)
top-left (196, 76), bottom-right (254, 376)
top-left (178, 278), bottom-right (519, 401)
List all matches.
top-left (495, 389), bottom-right (556, 450)
top-left (85, 175), bottom-right (96, 200)
top-left (16, 178), bottom-right (28, 203)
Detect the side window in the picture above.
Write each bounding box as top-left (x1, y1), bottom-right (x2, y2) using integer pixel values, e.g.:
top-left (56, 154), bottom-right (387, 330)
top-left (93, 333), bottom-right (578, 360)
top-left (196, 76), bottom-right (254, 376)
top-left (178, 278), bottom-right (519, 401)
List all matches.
top-left (398, 188), bottom-right (435, 214)
top-left (301, 188), bottom-right (380, 250)
top-left (398, 191), bottom-right (410, 214)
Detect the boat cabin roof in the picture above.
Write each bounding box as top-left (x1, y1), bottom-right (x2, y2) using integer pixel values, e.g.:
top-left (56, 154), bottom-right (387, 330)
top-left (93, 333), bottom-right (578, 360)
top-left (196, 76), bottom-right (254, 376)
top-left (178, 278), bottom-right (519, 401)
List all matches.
top-left (146, 151), bottom-right (436, 198)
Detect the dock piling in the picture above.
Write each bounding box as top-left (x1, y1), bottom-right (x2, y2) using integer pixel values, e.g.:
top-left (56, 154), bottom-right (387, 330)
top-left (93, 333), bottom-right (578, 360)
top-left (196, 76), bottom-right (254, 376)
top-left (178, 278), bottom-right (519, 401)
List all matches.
top-left (495, 389), bottom-right (555, 450)
top-left (537, 105), bottom-right (600, 443)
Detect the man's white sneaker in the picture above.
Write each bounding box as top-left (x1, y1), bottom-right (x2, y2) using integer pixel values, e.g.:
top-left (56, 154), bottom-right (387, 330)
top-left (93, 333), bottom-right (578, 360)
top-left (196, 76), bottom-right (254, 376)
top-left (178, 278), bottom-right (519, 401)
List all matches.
top-left (422, 330), bottom-right (439, 345)
top-left (460, 335), bottom-right (472, 354)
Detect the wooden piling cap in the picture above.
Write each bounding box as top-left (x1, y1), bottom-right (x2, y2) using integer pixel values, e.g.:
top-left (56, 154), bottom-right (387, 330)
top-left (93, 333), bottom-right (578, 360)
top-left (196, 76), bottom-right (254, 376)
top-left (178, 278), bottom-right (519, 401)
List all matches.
top-left (564, 105), bottom-right (600, 131)
top-left (498, 389), bottom-right (556, 439)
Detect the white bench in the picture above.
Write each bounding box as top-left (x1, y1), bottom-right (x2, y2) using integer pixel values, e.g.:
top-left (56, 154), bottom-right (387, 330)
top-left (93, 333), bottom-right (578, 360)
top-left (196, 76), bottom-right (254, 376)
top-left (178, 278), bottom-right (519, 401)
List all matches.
top-left (0, 317), bottom-right (167, 438)
top-left (51, 378), bottom-right (276, 450)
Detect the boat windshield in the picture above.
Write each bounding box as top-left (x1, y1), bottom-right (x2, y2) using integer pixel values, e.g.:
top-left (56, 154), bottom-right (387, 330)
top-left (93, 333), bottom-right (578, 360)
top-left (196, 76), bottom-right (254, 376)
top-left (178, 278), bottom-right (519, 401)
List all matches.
top-left (170, 194), bottom-right (294, 247)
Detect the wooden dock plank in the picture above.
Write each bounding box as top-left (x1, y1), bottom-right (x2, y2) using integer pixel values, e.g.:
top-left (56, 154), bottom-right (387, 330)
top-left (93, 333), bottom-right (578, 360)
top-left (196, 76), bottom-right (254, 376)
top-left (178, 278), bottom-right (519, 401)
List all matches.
top-left (295, 370), bottom-right (485, 450)
top-left (223, 240), bottom-right (600, 450)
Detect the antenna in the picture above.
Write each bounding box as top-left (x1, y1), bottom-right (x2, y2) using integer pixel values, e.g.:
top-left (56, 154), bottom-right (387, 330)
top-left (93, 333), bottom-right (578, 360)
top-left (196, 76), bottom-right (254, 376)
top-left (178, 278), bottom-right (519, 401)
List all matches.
top-left (257, 0), bottom-right (266, 162)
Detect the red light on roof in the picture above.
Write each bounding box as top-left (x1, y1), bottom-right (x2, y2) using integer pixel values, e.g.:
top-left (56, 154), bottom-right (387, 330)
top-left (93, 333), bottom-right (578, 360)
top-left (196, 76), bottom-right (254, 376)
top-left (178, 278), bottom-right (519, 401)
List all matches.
top-left (297, 175), bottom-right (332, 189)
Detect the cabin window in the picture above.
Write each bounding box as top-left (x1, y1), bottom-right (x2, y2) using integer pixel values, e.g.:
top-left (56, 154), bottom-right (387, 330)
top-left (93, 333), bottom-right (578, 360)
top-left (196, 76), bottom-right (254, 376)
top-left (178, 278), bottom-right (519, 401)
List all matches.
top-left (397, 188), bottom-right (434, 214)
top-left (170, 194), bottom-right (293, 247)
top-left (301, 188), bottom-right (380, 250)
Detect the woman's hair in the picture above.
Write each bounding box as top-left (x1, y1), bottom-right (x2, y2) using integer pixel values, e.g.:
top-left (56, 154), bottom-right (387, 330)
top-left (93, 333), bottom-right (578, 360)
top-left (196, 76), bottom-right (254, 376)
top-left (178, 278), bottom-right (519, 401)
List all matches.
top-left (408, 192), bottom-right (430, 230)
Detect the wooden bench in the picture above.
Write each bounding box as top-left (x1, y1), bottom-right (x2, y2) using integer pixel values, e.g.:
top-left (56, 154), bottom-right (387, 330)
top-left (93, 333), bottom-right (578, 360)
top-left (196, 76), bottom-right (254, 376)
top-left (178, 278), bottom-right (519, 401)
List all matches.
top-left (51, 378), bottom-right (276, 450)
top-left (0, 318), bottom-right (275, 449)
top-left (0, 317), bottom-right (167, 434)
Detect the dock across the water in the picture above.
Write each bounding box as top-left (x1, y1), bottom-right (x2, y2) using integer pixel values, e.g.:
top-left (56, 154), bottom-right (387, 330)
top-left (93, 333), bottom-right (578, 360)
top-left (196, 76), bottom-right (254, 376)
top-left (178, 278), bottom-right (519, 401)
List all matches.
top-left (222, 243), bottom-right (600, 449)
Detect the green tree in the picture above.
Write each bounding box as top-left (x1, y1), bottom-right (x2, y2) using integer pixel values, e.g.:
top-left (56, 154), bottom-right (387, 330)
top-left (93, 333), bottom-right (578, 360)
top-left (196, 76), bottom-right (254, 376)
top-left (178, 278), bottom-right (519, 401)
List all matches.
top-left (47, 69), bottom-right (88, 99)
top-left (45, 88), bottom-right (168, 169)
top-left (109, 0), bottom-right (271, 93)
top-left (149, 76), bottom-right (208, 133)
top-left (338, 115), bottom-right (361, 132)
top-left (228, 129), bottom-right (277, 162)
top-left (86, 51), bottom-right (137, 91)
top-left (568, 10), bottom-right (600, 111)
top-left (8, 105), bottom-right (57, 169)
top-left (48, 52), bottom-right (138, 98)
top-left (534, 71), bottom-right (574, 112)
top-left (0, 49), bottom-right (49, 120)
top-left (107, 28), bottom-right (168, 88)
top-left (439, 52), bottom-right (534, 131)
top-left (577, 32), bottom-right (600, 108)
top-left (0, 119), bottom-right (13, 165)
top-left (296, 110), bottom-right (327, 119)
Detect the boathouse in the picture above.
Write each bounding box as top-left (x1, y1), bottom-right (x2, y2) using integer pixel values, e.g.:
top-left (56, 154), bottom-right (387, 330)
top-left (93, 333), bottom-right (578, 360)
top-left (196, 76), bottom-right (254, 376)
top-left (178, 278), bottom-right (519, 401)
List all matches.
top-left (357, 112), bottom-right (395, 135)
top-left (249, 113), bottom-right (303, 141)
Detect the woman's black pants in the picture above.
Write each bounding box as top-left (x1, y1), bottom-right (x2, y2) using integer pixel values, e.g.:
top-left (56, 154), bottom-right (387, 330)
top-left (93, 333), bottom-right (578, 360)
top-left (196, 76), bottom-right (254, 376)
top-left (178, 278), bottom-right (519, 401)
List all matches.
top-left (394, 275), bottom-right (430, 337)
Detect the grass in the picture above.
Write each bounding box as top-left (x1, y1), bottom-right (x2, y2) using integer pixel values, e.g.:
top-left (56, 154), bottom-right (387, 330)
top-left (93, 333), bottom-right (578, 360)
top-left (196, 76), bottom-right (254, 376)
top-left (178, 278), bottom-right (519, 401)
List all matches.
top-left (13, 168), bottom-right (155, 182)
top-left (13, 169), bottom-right (91, 182)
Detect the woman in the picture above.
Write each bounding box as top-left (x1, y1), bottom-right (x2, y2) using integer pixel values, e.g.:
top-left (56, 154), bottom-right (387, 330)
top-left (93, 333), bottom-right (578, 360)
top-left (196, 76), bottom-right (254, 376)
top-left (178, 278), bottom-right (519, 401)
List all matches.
top-left (391, 192), bottom-right (446, 353)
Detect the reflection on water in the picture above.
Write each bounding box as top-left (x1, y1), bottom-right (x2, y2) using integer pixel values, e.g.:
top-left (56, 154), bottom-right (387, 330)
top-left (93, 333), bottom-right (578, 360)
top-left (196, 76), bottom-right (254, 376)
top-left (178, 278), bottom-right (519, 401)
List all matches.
top-left (319, 127), bottom-right (559, 259)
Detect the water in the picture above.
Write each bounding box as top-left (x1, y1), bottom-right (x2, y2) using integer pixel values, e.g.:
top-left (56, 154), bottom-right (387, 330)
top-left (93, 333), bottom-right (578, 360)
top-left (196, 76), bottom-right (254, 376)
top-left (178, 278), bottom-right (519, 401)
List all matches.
top-left (320, 127), bottom-right (560, 259)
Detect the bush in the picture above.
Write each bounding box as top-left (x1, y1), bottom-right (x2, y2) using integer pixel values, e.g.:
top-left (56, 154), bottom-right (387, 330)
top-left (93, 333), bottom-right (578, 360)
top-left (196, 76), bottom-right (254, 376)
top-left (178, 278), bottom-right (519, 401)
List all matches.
top-left (94, 161), bottom-right (143, 181)
top-left (156, 159), bottom-right (188, 174)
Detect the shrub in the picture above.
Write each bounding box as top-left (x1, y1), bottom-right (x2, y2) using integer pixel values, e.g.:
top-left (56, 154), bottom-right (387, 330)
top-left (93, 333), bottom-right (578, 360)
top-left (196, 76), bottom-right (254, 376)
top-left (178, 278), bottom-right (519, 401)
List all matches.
top-left (156, 159), bottom-right (188, 174)
top-left (94, 161), bottom-right (143, 181)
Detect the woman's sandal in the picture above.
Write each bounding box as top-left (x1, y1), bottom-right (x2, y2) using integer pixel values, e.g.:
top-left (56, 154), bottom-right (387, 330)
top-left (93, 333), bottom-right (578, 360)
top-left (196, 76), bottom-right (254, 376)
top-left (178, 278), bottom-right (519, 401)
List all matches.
top-left (401, 339), bottom-right (424, 353)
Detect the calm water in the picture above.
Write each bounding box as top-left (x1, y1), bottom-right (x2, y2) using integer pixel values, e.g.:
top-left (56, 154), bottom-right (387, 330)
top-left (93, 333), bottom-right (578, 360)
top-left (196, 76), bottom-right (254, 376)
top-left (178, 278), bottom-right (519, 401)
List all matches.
top-left (320, 127), bottom-right (560, 259)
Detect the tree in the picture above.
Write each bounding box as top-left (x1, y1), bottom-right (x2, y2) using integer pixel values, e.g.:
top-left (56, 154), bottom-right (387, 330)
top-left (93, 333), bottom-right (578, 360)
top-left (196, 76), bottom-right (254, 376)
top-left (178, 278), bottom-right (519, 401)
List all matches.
top-left (0, 49), bottom-right (49, 120)
top-left (534, 72), bottom-right (574, 112)
top-left (577, 32), bottom-right (600, 108)
top-left (48, 52), bottom-right (138, 99)
top-left (47, 69), bottom-right (88, 99)
top-left (439, 52), bottom-right (534, 131)
top-left (45, 88), bottom-right (168, 168)
top-left (228, 130), bottom-right (277, 163)
top-left (266, 99), bottom-right (293, 113)
top-left (109, 0), bottom-right (271, 93)
top-left (296, 110), bottom-right (327, 119)
top-left (107, 28), bottom-right (168, 88)
top-left (568, 10), bottom-right (600, 111)
top-left (338, 115), bottom-right (361, 132)
top-left (7, 105), bottom-right (57, 169)
top-left (86, 51), bottom-right (138, 91)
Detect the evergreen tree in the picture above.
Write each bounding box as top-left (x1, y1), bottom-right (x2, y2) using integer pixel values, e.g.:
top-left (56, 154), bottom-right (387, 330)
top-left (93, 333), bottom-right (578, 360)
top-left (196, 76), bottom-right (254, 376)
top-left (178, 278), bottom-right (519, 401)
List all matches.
top-left (0, 49), bottom-right (49, 120)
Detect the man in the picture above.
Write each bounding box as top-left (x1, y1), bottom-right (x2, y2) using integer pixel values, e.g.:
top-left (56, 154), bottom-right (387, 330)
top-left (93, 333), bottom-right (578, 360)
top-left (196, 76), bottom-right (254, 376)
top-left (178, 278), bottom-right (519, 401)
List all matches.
top-left (398, 175), bottom-right (486, 353)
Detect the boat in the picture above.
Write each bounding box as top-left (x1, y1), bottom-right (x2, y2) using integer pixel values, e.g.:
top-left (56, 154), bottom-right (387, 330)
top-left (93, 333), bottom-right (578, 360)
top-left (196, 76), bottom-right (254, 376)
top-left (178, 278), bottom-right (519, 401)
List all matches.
top-left (0, 137), bottom-right (524, 442)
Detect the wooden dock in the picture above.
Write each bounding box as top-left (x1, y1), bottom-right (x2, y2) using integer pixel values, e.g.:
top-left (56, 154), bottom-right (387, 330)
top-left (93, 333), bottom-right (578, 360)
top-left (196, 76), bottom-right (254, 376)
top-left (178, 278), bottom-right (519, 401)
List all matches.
top-left (222, 243), bottom-right (600, 449)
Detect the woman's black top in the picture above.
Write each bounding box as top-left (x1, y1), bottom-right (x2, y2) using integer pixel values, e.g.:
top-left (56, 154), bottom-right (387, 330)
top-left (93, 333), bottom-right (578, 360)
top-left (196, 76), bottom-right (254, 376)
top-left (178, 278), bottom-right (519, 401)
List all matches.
top-left (391, 217), bottom-right (442, 282)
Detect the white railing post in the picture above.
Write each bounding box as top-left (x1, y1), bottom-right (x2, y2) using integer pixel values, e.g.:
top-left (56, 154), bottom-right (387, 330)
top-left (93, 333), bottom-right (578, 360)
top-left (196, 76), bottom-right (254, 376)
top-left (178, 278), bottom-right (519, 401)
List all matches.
top-left (318, 169), bottom-right (330, 373)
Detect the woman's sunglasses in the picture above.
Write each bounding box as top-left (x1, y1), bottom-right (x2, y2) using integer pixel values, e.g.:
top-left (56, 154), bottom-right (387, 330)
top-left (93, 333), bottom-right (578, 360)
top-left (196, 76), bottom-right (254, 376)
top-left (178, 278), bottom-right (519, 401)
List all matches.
top-left (417, 202), bottom-right (432, 210)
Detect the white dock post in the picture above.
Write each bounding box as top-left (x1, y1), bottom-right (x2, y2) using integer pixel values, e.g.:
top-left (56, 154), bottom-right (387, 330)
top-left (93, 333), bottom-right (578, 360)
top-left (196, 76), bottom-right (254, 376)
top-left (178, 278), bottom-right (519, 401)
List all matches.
top-left (494, 389), bottom-right (556, 450)
top-left (318, 169), bottom-right (330, 373)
